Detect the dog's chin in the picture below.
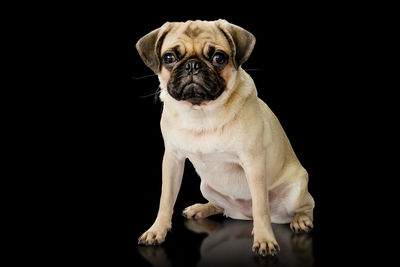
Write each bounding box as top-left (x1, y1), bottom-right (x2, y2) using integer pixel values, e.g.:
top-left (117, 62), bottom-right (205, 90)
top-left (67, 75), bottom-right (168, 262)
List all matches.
top-left (183, 97), bottom-right (207, 105)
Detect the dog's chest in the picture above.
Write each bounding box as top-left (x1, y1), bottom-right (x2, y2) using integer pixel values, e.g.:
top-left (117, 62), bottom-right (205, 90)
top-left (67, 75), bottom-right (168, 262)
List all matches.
top-left (171, 127), bottom-right (246, 182)
top-left (187, 151), bottom-right (240, 173)
top-left (167, 125), bottom-right (237, 155)
top-left (179, 133), bottom-right (241, 174)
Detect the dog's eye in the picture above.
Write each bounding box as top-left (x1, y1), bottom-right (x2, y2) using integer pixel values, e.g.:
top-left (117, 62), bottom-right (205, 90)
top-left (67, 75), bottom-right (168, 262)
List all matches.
top-left (213, 52), bottom-right (226, 64)
top-left (212, 52), bottom-right (226, 65)
top-left (162, 53), bottom-right (177, 64)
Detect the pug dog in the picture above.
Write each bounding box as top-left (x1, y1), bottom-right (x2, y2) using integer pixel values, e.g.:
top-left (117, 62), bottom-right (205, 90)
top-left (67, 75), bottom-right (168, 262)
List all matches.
top-left (136, 19), bottom-right (314, 256)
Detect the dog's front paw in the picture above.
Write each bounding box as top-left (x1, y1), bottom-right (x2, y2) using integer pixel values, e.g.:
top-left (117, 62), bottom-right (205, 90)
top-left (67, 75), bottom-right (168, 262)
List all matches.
top-left (252, 230), bottom-right (280, 257)
top-left (138, 225), bottom-right (170, 245)
top-left (252, 238), bottom-right (280, 256)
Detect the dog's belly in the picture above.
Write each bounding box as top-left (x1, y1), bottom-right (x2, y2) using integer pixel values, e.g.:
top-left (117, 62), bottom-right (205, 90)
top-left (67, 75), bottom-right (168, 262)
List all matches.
top-left (188, 152), bottom-right (252, 200)
top-left (187, 152), bottom-right (293, 223)
top-left (187, 152), bottom-right (253, 219)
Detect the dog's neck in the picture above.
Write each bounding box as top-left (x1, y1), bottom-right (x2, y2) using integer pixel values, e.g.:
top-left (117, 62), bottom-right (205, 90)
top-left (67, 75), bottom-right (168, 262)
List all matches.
top-left (159, 68), bottom-right (256, 132)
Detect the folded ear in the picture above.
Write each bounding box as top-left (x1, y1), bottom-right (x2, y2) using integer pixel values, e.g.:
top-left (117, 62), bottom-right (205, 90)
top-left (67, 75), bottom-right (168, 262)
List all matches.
top-left (215, 19), bottom-right (256, 69)
top-left (136, 22), bottom-right (172, 74)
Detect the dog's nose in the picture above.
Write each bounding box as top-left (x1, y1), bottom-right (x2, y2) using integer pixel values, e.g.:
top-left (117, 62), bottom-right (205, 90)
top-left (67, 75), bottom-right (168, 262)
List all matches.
top-left (185, 59), bottom-right (201, 75)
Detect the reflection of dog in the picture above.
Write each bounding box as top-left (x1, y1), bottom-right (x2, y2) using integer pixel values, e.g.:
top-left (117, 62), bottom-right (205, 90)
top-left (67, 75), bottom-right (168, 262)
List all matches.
top-left (185, 219), bottom-right (313, 267)
top-left (137, 246), bottom-right (172, 267)
top-left (136, 19), bottom-right (314, 256)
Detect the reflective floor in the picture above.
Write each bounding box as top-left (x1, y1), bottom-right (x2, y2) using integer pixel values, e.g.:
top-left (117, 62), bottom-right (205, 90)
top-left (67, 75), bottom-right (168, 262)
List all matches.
top-left (137, 217), bottom-right (313, 267)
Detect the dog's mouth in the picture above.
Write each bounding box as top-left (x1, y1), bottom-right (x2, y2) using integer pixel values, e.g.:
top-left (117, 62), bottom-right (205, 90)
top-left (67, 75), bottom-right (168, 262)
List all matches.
top-left (179, 83), bottom-right (210, 104)
top-left (167, 66), bottom-right (226, 105)
top-left (173, 77), bottom-right (225, 105)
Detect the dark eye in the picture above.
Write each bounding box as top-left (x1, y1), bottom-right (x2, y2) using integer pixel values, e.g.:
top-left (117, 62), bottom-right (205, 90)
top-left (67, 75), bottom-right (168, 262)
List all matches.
top-left (212, 52), bottom-right (226, 65)
top-left (162, 52), bottom-right (176, 64)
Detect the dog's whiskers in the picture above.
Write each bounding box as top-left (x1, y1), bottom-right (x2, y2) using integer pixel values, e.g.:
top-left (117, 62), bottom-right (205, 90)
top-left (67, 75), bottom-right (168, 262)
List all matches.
top-left (140, 86), bottom-right (162, 102)
top-left (132, 73), bottom-right (157, 80)
top-left (244, 68), bottom-right (262, 72)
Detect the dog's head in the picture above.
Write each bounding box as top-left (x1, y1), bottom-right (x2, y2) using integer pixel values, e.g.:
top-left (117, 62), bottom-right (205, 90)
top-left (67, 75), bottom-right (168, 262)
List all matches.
top-left (136, 20), bottom-right (255, 106)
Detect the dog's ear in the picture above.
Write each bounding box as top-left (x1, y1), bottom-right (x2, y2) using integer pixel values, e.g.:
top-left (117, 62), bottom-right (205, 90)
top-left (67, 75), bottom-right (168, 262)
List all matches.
top-left (136, 22), bottom-right (172, 74)
top-left (215, 19), bottom-right (256, 69)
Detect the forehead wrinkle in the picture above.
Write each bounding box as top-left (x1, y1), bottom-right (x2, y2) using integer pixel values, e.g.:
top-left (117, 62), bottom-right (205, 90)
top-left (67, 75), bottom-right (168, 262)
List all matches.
top-left (205, 41), bottom-right (229, 51)
top-left (161, 23), bottom-right (230, 58)
top-left (183, 25), bottom-right (203, 38)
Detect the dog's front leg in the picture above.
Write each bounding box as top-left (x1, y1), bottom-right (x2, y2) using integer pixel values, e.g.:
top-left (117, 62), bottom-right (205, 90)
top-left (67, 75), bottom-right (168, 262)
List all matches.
top-left (243, 156), bottom-right (280, 256)
top-left (138, 150), bottom-right (185, 245)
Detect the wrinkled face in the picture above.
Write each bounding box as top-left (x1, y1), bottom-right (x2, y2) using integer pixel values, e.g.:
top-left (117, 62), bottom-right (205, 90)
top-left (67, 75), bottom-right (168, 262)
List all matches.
top-left (158, 21), bottom-right (235, 105)
top-left (136, 19), bottom-right (255, 106)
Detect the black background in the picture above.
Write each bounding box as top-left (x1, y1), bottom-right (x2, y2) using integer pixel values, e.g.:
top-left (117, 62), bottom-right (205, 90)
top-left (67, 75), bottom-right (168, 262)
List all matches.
top-left (36, 3), bottom-right (389, 266)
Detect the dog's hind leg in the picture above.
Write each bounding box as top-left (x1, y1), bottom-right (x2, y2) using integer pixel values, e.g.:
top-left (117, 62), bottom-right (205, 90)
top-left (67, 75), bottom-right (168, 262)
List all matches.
top-left (285, 169), bottom-right (315, 233)
top-left (182, 202), bottom-right (223, 219)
